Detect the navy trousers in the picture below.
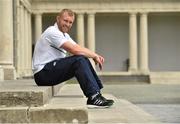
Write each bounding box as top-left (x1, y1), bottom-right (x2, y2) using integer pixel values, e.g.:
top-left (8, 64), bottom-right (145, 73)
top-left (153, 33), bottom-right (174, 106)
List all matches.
top-left (34, 55), bottom-right (103, 97)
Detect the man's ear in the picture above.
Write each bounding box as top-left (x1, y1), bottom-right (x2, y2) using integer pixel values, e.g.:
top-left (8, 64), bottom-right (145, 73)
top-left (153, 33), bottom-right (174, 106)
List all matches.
top-left (56, 16), bottom-right (60, 23)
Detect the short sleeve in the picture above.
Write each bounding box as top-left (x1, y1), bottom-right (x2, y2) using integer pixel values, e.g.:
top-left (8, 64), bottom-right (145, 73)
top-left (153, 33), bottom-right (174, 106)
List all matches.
top-left (46, 28), bottom-right (68, 48)
top-left (64, 33), bottom-right (77, 45)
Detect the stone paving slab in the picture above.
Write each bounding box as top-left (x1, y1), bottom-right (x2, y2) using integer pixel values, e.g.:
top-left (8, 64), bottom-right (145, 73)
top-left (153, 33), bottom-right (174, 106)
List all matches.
top-left (88, 94), bottom-right (161, 123)
top-left (56, 84), bottom-right (161, 123)
top-left (102, 84), bottom-right (180, 104)
top-left (137, 104), bottom-right (180, 124)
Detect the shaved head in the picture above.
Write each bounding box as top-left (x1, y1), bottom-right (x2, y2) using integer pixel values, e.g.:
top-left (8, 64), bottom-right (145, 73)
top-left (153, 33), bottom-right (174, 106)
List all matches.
top-left (58, 9), bottom-right (75, 18)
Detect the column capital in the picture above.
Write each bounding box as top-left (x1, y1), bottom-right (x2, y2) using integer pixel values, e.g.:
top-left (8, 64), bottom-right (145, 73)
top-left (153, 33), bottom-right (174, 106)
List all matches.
top-left (140, 12), bottom-right (149, 15)
top-left (33, 12), bottom-right (43, 15)
top-left (76, 12), bottom-right (85, 15)
top-left (128, 12), bottom-right (138, 15)
top-left (76, 12), bottom-right (84, 18)
top-left (87, 12), bottom-right (96, 15)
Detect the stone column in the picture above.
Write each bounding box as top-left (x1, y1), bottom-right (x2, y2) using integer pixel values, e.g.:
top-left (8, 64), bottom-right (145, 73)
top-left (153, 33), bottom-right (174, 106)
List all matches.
top-left (28, 12), bottom-right (32, 76)
top-left (87, 13), bottom-right (96, 52)
top-left (139, 12), bottom-right (149, 73)
top-left (87, 13), bottom-right (96, 68)
top-left (24, 9), bottom-right (28, 75)
top-left (34, 13), bottom-right (42, 42)
top-left (19, 4), bottom-right (25, 77)
top-left (76, 13), bottom-right (85, 47)
top-left (129, 12), bottom-right (138, 73)
top-left (16, 1), bottom-right (21, 77)
top-left (0, 0), bottom-right (16, 80)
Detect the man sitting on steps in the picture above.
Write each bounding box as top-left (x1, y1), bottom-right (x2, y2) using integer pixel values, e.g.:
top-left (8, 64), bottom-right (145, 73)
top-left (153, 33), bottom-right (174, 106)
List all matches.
top-left (32, 9), bottom-right (114, 108)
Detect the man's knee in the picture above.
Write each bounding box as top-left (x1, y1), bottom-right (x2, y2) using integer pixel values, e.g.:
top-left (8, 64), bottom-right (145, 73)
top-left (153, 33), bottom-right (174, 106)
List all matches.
top-left (74, 55), bottom-right (90, 65)
top-left (75, 55), bottom-right (88, 61)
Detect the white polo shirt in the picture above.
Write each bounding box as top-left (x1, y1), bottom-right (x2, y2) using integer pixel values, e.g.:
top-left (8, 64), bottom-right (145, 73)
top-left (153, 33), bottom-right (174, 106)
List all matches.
top-left (32, 23), bottom-right (76, 74)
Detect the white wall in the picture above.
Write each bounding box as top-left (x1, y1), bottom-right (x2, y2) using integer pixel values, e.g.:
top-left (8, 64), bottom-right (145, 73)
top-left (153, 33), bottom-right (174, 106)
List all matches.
top-left (149, 13), bottom-right (180, 71)
top-left (95, 13), bottom-right (129, 71)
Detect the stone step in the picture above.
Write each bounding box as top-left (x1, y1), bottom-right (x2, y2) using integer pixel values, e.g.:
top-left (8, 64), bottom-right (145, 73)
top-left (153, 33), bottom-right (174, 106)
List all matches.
top-left (52, 82), bottom-right (66, 95)
top-left (0, 80), bottom-right (53, 107)
top-left (88, 94), bottom-right (161, 123)
top-left (0, 83), bottom-right (88, 123)
top-left (56, 83), bottom-right (84, 97)
top-left (99, 74), bottom-right (150, 84)
top-left (0, 97), bottom-right (88, 123)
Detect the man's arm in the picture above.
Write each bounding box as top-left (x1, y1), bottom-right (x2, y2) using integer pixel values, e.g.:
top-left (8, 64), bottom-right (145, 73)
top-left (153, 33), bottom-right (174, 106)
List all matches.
top-left (61, 41), bottom-right (104, 70)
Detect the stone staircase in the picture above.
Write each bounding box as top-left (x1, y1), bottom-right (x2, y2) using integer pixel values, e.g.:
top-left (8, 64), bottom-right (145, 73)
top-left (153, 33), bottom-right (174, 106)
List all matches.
top-left (0, 80), bottom-right (88, 123)
top-left (0, 79), bottom-right (161, 123)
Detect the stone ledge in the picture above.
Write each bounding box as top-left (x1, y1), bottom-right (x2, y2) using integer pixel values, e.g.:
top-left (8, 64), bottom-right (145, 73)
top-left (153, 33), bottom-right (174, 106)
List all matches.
top-left (150, 72), bottom-right (180, 84)
top-left (99, 75), bottom-right (150, 84)
top-left (0, 83), bottom-right (52, 107)
top-left (0, 107), bottom-right (29, 123)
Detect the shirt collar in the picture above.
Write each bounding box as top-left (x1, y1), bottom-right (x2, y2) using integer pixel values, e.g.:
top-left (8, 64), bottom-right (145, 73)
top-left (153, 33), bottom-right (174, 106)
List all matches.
top-left (54, 23), bottom-right (59, 30)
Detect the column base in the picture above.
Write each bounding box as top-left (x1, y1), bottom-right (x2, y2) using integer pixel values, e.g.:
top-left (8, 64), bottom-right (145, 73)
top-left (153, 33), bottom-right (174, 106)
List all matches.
top-left (139, 69), bottom-right (150, 75)
top-left (129, 68), bottom-right (150, 75)
top-left (0, 66), bottom-right (4, 81)
top-left (24, 69), bottom-right (33, 77)
top-left (3, 66), bottom-right (16, 80)
top-left (128, 68), bottom-right (138, 74)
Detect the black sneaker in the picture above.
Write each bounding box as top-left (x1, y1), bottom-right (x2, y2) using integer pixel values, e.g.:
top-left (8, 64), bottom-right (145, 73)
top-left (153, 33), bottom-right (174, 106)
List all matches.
top-left (100, 94), bottom-right (114, 103)
top-left (87, 94), bottom-right (114, 108)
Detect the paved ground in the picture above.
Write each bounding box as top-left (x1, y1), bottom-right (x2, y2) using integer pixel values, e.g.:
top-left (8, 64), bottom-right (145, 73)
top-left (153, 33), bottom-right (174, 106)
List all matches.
top-left (101, 84), bottom-right (180, 123)
top-left (1, 79), bottom-right (180, 123)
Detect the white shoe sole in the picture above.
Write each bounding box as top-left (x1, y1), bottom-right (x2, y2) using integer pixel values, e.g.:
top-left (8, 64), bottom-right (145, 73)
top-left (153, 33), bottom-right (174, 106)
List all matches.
top-left (87, 104), bottom-right (112, 109)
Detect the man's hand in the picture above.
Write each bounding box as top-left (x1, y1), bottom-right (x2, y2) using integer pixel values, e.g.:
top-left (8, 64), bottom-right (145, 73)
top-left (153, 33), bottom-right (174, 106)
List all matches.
top-left (93, 55), bottom-right (104, 70)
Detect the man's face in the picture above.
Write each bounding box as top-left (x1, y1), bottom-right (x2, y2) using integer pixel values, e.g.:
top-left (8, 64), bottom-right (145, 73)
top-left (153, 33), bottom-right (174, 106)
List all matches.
top-left (57, 12), bottom-right (74, 33)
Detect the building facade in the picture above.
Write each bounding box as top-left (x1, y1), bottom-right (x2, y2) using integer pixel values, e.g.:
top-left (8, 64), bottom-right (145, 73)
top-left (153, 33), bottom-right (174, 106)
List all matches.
top-left (0, 0), bottom-right (180, 83)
